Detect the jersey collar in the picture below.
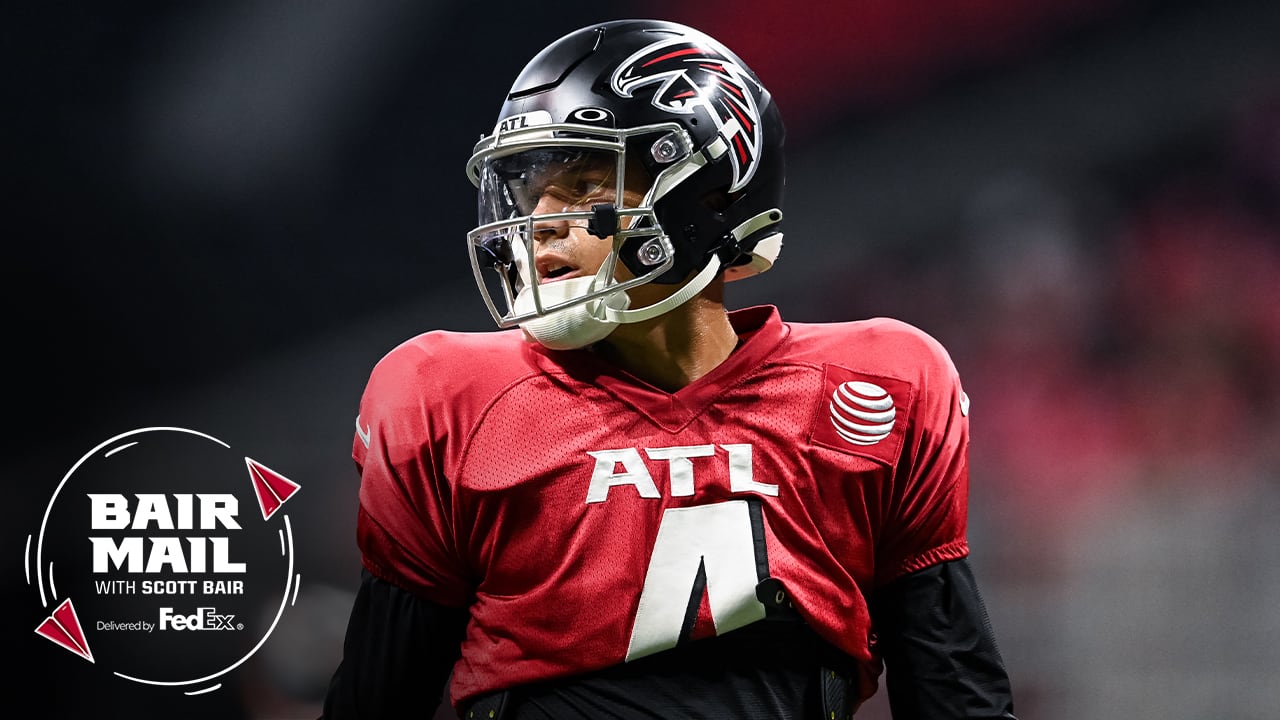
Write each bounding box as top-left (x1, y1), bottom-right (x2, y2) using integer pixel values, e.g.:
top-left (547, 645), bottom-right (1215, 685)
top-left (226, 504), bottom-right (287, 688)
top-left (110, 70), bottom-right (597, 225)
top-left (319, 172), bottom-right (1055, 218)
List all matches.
top-left (524, 304), bottom-right (789, 431)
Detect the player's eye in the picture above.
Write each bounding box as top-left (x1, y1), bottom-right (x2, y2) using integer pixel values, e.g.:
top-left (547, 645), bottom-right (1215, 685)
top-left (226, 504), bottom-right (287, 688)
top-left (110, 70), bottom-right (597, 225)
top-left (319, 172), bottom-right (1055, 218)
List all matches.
top-left (542, 173), bottom-right (616, 207)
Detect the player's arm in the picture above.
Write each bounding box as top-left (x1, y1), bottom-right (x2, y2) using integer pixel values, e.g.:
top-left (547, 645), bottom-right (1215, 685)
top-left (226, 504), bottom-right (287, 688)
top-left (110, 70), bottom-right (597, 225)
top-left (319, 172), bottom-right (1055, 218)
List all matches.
top-left (870, 325), bottom-right (1017, 719)
top-left (324, 348), bottom-right (475, 719)
top-left (322, 569), bottom-right (467, 720)
top-left (869, 558), bottom-right (1017, 720)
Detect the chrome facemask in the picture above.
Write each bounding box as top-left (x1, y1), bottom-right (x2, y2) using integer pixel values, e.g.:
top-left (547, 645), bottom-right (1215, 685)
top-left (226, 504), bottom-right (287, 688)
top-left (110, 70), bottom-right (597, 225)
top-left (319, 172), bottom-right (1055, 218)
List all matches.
top-left (466, 122), bottom-right (699, 346)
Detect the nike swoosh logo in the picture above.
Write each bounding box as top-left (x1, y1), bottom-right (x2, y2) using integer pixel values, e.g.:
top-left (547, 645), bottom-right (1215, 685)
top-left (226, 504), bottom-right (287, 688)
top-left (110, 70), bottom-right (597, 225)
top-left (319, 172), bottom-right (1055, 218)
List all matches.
top-left (959, 392), bottom-right (971, 417)
top-left (355, 415), bottom-right (371, 449)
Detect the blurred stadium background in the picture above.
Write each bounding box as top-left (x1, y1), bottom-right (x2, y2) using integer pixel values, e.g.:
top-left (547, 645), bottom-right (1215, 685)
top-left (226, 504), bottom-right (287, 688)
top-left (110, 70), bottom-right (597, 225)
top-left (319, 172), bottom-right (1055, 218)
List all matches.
top-left (7, 0), bottom-right (1279, 717)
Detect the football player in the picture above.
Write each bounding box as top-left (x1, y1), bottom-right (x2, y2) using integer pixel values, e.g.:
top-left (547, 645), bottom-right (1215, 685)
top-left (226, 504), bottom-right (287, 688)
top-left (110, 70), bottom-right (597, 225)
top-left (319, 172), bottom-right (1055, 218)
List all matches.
top-left (323, 18), bottom-right (1017, 720)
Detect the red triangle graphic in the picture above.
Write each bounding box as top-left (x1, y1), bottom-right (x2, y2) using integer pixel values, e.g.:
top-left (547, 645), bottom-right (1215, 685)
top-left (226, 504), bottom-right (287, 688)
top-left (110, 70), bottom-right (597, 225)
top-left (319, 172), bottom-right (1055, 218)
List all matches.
top-left (250, 465), bottom-right (283, 520)
top-left (246, 457), bottom-right (301, 520)
top-left (53, 598), bottom-right (90, 655)
top-left (35, 598), bottom-right (94, 663)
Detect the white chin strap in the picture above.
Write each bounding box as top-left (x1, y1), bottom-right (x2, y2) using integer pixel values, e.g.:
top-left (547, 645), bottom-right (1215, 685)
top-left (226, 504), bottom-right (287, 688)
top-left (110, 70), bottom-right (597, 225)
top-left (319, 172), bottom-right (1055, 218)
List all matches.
top-left (513, 264), bottom-right (628, 351)
top-left (602, 255), bottom-right (721, 324)
top-left (515, 255), bottom-right (723, 350)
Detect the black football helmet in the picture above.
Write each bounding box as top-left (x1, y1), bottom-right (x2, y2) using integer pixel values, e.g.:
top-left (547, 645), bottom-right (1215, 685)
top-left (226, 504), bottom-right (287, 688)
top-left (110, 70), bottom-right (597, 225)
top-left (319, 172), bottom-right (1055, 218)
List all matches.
top-left (466, 19), bottom-right (785, 348)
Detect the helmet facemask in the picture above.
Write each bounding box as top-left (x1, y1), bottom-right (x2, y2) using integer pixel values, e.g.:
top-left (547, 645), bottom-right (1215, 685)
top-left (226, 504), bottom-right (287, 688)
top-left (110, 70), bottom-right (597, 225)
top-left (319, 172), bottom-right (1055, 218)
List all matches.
top-left (467, 122), bottom-right (713, 349)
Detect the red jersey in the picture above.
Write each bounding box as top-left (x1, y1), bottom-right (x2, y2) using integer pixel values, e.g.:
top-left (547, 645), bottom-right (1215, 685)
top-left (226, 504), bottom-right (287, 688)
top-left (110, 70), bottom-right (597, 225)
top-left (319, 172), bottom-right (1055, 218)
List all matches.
top-left (352, 305), bottom-right (971, 710)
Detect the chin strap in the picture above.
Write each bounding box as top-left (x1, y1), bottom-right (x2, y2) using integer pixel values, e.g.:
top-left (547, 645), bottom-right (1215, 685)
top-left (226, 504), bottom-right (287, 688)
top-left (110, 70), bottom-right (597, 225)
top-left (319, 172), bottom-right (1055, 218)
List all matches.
top-left (601, 255), bottom-right (723, 324)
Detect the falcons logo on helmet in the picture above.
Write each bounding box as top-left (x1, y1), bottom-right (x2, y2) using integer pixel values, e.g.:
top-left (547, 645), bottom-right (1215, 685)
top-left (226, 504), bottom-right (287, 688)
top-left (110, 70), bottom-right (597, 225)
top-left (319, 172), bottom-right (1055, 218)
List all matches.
top-left (610, 33), bottom-right (763, 193)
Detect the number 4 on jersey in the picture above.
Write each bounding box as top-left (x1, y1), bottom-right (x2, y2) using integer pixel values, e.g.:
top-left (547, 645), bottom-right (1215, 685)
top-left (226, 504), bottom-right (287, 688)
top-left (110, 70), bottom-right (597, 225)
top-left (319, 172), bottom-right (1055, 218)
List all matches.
top-left (625, 499), bottom-right (769, 661)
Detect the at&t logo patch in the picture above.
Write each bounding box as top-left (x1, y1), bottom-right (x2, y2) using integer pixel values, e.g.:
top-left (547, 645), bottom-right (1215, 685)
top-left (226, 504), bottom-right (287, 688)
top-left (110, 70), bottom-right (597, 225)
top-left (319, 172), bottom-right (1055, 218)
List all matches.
top-left (810, 365), bottom-right (913, 464)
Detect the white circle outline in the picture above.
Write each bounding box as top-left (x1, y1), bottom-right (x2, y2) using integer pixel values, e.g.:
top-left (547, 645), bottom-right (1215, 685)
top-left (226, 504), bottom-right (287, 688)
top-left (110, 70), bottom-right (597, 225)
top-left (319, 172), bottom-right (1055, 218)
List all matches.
top-left (33, 426), bottom-right (297, 688)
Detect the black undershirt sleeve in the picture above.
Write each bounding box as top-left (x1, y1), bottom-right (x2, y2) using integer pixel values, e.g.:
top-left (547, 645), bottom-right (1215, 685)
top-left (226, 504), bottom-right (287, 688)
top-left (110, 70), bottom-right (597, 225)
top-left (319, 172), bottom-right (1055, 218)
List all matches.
top-left (321, 569), bottom-right (469, 720)
top-left (869, 558), bottom-right (1018, 720)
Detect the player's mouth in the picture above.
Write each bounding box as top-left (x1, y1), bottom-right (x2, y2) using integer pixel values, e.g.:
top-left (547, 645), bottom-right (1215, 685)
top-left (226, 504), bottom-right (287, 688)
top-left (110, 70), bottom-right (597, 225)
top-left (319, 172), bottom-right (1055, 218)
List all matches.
top-left (537, 256), bottom-right (580, 284)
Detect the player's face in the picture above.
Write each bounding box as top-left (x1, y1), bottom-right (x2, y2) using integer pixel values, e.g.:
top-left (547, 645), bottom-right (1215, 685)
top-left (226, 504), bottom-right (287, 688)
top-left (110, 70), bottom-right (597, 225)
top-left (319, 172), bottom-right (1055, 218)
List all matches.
top-left (522, 152), bottom-right (649, 285)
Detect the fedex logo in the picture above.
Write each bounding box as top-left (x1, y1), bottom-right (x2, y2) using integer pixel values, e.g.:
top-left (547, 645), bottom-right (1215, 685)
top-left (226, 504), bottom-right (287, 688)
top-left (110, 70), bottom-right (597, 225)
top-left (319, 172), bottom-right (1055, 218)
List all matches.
top-left (158, 606), bottom-right (238, 631)
top-left (584, 443), bottom-right (777, 504)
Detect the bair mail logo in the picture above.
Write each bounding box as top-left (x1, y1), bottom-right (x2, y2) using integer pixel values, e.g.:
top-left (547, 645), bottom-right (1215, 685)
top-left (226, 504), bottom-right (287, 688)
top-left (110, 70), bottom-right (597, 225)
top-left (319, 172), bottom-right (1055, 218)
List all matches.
top-left (25, 426), bottom-right (302, 697)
